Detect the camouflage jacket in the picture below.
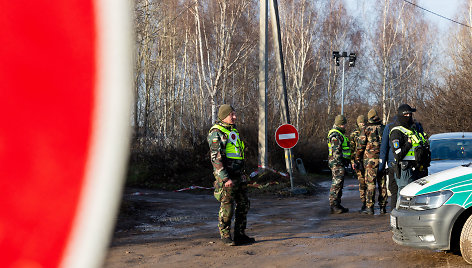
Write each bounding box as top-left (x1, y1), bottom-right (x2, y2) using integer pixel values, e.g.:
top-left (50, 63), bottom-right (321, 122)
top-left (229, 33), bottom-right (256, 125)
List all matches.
top-left (355, 117), bottom-right (383, 161)
top-left (207, 121), bottom-right (244, 182)
top-left (327, 127), bottom-right (348, 167)
top-left (349, 127), bottom-right (363, 164)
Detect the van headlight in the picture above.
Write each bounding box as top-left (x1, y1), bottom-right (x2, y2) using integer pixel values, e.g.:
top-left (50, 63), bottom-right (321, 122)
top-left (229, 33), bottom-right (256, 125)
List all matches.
top-left (402, 190), bottom-right (453, 211)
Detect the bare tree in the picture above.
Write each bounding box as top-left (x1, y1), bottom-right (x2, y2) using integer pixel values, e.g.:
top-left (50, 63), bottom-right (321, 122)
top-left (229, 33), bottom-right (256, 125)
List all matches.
top-left (279, 0), bottom-right (321, 129)
top-left (193, 0), bottom-right (255, 124)
top-left (425, 0), bottom-right (472, 132)
top-left (369, 0), bottom-right (434, 124)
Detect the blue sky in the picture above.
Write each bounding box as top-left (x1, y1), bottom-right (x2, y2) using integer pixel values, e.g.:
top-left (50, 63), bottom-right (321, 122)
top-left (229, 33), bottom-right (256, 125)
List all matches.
top-left (417, 0), bottom-right (464, 30)
top-left (345, 0), bottom-right (466, 32)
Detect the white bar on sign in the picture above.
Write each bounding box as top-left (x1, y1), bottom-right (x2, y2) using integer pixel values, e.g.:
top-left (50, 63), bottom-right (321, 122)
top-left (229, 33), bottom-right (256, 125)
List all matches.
top-left (279, 133), bottom-right (295, 140)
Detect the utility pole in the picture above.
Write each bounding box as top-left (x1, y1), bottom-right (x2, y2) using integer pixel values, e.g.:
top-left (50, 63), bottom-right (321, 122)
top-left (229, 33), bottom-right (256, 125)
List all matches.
top-left (332, 51), bottom-right (356, 115)
top-left (270, 0), bottom-right (294, 190)
top-left (258, 0), bottom-right (268, 170)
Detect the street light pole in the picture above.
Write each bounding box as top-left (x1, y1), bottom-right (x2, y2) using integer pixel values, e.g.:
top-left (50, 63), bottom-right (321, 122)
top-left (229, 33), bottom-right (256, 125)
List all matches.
top-left (332, 51), bottom-right (356, 116)
top-left (341, 57), bottom-right (345, 115)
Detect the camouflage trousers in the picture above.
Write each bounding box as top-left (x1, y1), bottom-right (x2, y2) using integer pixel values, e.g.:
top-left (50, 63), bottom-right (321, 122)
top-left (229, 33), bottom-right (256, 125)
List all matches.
top-left (329, 165), bottom-right (345, 206)
top-left (216, 180), bottom-right (250, 238)
top-left (353, 168), bottom-right (366, 204)
top-left (377, 173), bottom-right (388, 207)
top-left (364, 159), bottom-right (387, 208)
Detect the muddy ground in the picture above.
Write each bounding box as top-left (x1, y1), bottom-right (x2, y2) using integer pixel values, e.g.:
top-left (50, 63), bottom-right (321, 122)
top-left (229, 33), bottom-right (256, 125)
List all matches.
top-left (103, 176), bottom-right (469, 267)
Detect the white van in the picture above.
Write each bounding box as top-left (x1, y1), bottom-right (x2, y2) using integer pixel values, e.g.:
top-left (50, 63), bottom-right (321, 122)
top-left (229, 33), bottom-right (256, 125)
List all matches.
top-left (391, 164), bottom-right (472, 263)
top-left (428, 132), bottom-right (472, 175)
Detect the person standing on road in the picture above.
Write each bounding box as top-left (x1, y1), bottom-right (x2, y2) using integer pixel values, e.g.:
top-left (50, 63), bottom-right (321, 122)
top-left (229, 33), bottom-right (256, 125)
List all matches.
top-left (389, 104), bottom-right (429, 194)
top-left (207, 104), bottom-right (255, 246)
top-left (350, 115), bottom-right (367, 212)
top-left (379, 115), bottom-right (399, 211)
top-left (327, 115), bottom-right (350, 214)
top-left (355, 109), bottom-right (386, 215)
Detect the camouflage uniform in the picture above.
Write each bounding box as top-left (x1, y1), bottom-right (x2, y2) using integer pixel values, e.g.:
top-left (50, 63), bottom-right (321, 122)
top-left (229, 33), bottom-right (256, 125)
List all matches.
top-left (207, 121), bottom-right (249, 239)
top-left (356, 116), bottom-right (386, 211)
top-left (350, 127), bottom-right (366, 206)
top-left (327, 126), bottom-right (350, 210)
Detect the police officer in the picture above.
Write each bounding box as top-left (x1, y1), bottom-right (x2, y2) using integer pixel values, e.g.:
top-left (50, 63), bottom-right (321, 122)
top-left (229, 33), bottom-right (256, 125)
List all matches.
top-left (350, 115), bottom-right (366, 212)
top-left (327, 115), bottom-right (350, 214)
top-left (379, 115), bottom-right (399, 211)
top-left (389, 104), bottom-right (429, 193)
top-left (207, 104), bottom-right (255, 246)
top-left (355, 109), bottom-right (385, 215)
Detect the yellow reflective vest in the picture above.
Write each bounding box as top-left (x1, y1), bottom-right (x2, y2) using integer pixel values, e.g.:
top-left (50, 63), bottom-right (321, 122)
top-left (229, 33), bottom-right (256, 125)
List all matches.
top-left (210, 124), bottom-right (245, 160)
top-left (390, 126), bottom-right (427, 161)
top-left (327, 128), bottom-right (351, 160)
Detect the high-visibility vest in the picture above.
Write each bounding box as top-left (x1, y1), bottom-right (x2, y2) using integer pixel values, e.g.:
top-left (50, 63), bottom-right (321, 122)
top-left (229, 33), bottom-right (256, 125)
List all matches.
top-left (327, 129), bottom-right (351, 160)
top-left (390, 126), bottom-right (427, 161)
top-left (210, 124), bottom-right (245, 160)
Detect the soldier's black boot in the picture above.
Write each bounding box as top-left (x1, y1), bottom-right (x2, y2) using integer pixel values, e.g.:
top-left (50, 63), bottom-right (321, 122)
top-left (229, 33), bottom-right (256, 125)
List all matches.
top-left (221, 236), bottom-right (235, 246)
top-left (233, 233), bottom-right (255, 246)
top-left (331, 204), bottom-right (349, 214)
top-left (379, 206), bottom-right (387, 214)
top-left (363, 207), bottom-right (374, 215)
top-left (358, 203), bottom-right (367, 214)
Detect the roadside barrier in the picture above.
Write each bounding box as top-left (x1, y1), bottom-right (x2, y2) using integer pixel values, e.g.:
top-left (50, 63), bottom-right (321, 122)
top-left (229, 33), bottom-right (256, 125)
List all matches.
top-left (250, 165), bottom-right (289, 178)
top-left (174, 166), bottom-right (289, 192)
top-left (174, 186), bottom-right (214, 192)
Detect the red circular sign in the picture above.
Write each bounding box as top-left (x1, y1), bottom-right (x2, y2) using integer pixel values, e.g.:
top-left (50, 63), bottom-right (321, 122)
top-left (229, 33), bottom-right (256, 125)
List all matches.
top-left (0, 1), bottom-right (132, 267)
top-left (275, 124), bottom-right (299, 149)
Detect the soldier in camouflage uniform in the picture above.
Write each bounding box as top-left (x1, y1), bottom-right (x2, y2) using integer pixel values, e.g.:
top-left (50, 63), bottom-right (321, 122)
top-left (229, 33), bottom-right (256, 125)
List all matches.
top-left (349, 115), bottom-right (367, 212)
top-left (327, 115), bottom-right (350, 214)
top-left (355, 109), bottom-right (386, 215)
top-left (207, 104), bottom-right (255, 246)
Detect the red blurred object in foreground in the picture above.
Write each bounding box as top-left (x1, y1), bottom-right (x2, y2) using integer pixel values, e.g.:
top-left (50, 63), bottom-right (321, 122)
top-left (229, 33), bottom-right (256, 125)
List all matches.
top-left (0, 1), bottom-right (131, 267)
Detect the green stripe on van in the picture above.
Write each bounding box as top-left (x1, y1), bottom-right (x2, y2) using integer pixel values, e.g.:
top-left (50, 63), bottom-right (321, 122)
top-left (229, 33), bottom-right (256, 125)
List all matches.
top-left (416, 173), bottom-right (472, 208)
top-left (446, 192), bottom-right (472, 207)
top-left (417, 173), bottom-right (472, 195)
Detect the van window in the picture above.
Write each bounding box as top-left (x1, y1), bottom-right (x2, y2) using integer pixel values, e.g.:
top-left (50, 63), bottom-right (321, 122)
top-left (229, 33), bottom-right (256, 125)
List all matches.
top-left (430, 139), bottom-right (472, 160)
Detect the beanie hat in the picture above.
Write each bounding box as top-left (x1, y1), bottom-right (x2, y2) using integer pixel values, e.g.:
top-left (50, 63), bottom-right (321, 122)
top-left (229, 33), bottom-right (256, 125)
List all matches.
top-left (397, 104), bottom-right (416, 115)
top-left (357, 115), bottom-right (366, 125)
top-left (367, 109), bottom-right (377, 120)
top-left (218, 104), bottom-right (234, 121)
top-left (334, 115), bottom-right (347, 126)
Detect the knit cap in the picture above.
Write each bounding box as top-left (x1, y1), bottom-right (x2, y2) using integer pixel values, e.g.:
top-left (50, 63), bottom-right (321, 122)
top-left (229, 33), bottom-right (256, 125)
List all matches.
top-left (367, 109), bottom-right (377, 120)
top-left (218, 104), bottom-right (234, 121)
top-left (357, 115), bottom-right (366, 124)
top-left (334, 115), bottom-right (347, 126)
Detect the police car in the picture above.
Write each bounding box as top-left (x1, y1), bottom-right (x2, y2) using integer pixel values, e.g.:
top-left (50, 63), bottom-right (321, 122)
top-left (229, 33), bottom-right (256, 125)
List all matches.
top-left (428, 132), bottom-right (472, 175)
top-left (391, 133), bottom-right (472, 264)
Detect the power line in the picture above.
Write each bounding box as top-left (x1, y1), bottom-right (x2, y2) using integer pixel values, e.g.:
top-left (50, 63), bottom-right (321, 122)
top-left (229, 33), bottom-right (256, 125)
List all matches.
top-left (402, 0), bottom-right (472, 29)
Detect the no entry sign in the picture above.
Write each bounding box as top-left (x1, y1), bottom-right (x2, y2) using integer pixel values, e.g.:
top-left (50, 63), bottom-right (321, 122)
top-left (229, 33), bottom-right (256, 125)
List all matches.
top-left (0, 1), bottom-right (132, 267)
top-left (275, 124), bottom-right (299, 149)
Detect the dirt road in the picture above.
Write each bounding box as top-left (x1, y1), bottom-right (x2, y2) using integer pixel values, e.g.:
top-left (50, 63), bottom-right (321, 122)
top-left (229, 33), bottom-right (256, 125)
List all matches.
top-left (104, 176), bottom-right (468, 267)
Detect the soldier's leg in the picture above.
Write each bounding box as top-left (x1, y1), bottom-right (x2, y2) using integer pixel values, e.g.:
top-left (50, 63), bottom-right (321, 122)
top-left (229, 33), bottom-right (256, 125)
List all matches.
top-left (365, 167), bottom-right (376, 209)
top-left (329, 165), bottom-right (345, 206)
top-left (356, 169), bottom-right (366, 205)
top-left (218, 186), bottom-right (234, 238)
top-left (388, 168), bottom-right (398, 210)
top-left (233, 182), bottom-right (250, 236)
top-left (378, 173), bottom-right (388, 210)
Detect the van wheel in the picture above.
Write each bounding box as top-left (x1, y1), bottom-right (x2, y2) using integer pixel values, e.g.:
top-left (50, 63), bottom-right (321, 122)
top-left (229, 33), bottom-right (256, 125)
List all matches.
top-left (460, 214), bottom-right (472, 264)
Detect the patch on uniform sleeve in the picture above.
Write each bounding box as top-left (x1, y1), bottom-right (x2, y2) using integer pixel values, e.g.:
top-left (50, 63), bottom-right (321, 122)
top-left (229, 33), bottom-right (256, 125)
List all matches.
top-left (331, 137), bottom-right (338, 142)
top-left (392, 139), bottom-right (399, 149)
top-left (212, 138), bottom-right (218, 143)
